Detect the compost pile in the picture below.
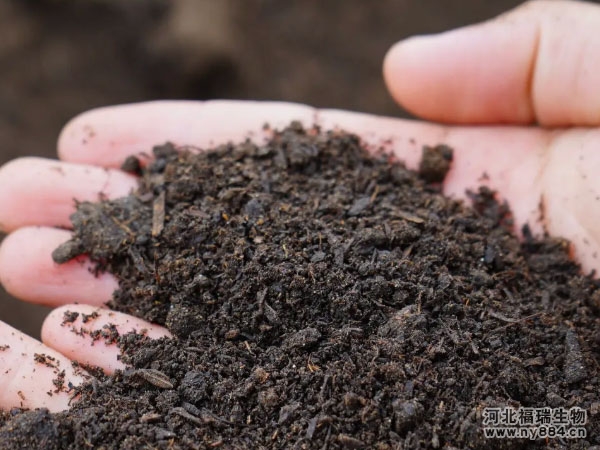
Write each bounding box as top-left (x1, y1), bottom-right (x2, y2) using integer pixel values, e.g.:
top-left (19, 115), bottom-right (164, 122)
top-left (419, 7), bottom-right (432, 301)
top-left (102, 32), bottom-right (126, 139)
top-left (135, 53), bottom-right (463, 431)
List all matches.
top-left (1, 125), bottom-right (599, 449)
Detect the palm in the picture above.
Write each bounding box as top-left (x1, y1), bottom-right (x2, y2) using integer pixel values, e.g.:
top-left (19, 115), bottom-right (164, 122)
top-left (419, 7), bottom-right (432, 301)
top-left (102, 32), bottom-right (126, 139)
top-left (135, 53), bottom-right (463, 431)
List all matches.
top-left (2, 0), bottom-right (600, 412)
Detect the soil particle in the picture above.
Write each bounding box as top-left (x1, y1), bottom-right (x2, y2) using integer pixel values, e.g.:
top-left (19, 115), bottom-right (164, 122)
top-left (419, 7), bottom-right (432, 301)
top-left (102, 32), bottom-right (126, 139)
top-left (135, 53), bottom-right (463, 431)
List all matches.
top-left (564, 329), bottom-right (588, 384)
top-left (337, 433), bottom-right (365, 448)
top-left (33, 353), bottom-right (58, 369)
top-left (392, 399), bottom-right (424, 434)
top-left (61, 311), bottom-right (79, 325)
top-left (51, 240), bottom-right (84, 265)
top-left (282, 327), bottom-right (322, 350)
top-left (129, 368), bottom-right (174, 390)
top-left (418, 144), bottom-right (453, 183)
top-left (121, 155), bottom-right (143, 175)
top-left (80, 311), bottom-right (99, 324)
top-left (1, 125), bottom-right (599, 449)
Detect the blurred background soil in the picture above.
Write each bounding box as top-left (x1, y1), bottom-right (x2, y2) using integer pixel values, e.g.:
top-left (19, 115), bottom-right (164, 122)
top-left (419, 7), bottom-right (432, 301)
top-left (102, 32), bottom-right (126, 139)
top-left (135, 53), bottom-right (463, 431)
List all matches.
top-left (0, 0), bottom-right (532, 337)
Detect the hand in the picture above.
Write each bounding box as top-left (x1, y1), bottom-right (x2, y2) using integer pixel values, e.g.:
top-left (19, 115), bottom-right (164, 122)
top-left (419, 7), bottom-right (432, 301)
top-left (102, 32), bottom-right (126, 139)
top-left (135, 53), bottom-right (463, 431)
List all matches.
top-left (1, 0), bottom-right (599, 412)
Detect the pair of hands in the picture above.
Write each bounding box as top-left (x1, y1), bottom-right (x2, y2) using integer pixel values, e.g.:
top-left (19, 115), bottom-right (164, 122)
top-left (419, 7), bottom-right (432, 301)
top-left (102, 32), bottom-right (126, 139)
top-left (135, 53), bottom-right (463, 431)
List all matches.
top-left (1, 0), bottom-right (600, 412)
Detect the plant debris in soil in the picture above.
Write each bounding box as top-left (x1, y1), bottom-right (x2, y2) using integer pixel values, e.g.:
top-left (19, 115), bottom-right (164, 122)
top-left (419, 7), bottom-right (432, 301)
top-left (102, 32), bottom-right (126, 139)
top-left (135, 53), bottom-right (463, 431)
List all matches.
top-left (1, 124), bottom-right (599, 449)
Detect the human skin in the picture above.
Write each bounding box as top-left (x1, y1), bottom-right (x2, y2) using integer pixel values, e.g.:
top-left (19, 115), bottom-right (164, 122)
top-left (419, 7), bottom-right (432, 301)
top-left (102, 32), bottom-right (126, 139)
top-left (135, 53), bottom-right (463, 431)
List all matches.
top-left (1, 0), bottom-right (599, 412)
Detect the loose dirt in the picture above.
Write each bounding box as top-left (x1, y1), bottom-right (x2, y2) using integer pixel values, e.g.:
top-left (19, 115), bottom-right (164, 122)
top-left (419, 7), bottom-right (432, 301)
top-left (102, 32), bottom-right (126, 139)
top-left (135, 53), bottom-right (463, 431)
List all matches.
top-left (1, 125), bottom-right (598, 449)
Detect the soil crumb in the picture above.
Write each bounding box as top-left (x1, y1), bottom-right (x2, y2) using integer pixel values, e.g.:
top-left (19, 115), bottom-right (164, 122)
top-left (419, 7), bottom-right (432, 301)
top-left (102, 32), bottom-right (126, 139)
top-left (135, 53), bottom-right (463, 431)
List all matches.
top-left (1, 125), bottom-right (599, 449)
top-left (418, 144), bottom-right (453, 183)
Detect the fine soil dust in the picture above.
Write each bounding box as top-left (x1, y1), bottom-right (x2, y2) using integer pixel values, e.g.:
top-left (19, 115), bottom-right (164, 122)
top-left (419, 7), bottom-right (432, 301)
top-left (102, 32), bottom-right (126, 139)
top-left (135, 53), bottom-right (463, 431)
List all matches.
top-left (1, 125), bottom-right (599, 449)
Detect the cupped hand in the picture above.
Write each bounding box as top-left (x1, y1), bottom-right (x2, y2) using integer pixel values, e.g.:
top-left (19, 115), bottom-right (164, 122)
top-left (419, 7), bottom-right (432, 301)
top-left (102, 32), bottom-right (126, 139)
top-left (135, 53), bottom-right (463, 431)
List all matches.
top-left (1, 0), bottom-right (599, 412)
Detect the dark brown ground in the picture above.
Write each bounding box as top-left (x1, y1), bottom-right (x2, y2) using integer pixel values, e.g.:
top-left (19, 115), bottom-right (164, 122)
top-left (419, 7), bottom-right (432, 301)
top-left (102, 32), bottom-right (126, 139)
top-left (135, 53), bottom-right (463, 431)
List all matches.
top-left (0, 0), bottom-right (537, 337)
top-left (1, 126), bottom-right (598, 448)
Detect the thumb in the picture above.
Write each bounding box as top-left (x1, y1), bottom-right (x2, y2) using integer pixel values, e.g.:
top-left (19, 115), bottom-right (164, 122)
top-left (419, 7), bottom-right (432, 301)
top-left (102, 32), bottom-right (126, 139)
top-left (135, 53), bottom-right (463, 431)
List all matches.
top-left (384, 0), bottom-right (600, 126)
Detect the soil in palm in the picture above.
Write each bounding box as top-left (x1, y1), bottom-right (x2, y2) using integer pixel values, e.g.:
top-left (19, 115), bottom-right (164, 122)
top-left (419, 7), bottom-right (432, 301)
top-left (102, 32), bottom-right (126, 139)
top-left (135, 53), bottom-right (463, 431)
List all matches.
top-left (1, 125), bottom-right (599, 449)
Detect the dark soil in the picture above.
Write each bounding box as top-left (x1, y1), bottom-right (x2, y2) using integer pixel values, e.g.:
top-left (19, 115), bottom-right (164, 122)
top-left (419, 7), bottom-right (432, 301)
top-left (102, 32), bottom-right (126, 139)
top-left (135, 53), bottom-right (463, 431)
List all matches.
top-left (1, 125), bottom-right (600, 449)
top-left (1, 0), bottom-right (533, 338)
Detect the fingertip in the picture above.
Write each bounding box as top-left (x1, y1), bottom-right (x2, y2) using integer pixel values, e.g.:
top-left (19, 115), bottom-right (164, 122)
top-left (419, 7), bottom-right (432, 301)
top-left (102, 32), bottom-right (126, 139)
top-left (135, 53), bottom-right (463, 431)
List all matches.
top-left (382, 39), bottom-right (400, 87)
top-left (0, 226), bottom-right (48, 295)
top-left (40, 305), bottom-right (74, 344)
top-left (0, 158), bottom-right (45, 232)
top-left (42, 305), bottom-right (127, 374)
top-left (382, 38), bottom-right (419, 111)
top-left (43, 304), bottom-right (171, 374)
top-left (383, 33), bottom-right (453, 120)
top-left (0, 232), bottom-right (13, 291)
top-left (383, 19), bottom-right (536, 124)
top-left (0, 321), bottom-right (87, 412)
top-left (383, 30), bottom-right (478, 122)
top-left (57, 107), bottom-right (105, 163)
top-left (0, 157), bottom-right (138, 232)
top-left (58, 102), bottom-right (151, 167)
top-left (0, 227), bottom-right (118, 307)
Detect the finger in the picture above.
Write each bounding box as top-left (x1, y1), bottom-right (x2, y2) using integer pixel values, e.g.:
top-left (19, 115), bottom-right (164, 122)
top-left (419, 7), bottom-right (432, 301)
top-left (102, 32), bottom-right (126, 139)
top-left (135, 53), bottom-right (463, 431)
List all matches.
top-left (0, 321), bottom-right (87, 412)
top-left (383, 0), bottom-right (600, 126)
top-left (42, 305), bottom-right (171, 374)
top-left (57, 99), bottom-right (463, 168)
top-left (0, 227), bottom-right (118, 307)
top-left (0, 158), bottom-right (137, 232)
top-left (58, 100), bottom-right (318, 168)
top-left (57, 99), bottom-right (550, 170)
